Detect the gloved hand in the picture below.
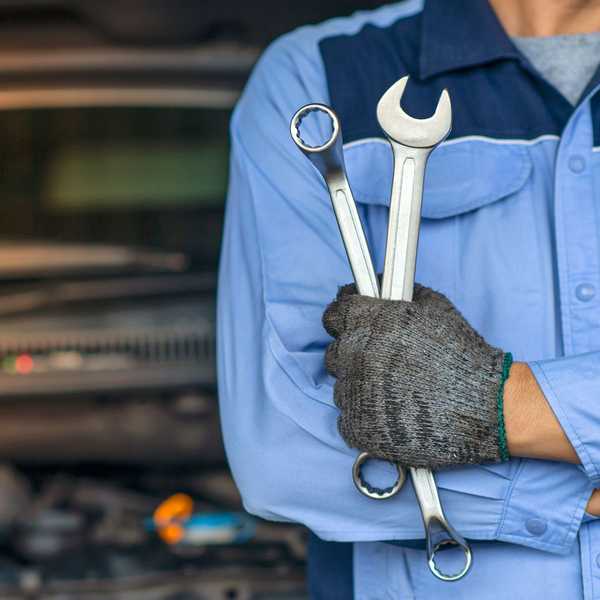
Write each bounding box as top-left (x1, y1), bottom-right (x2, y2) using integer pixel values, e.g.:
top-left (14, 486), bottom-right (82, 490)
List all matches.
top-left (322, 283), bottom-right (512, 469)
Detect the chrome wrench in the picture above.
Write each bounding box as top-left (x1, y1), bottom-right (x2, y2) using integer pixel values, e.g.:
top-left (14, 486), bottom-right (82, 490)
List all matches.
top-left (290, 103), bottom-right (407, 499)
top-left (290, 93), bottom-right (471, 580)
top-left (375, 76), bottom-right (471, 581)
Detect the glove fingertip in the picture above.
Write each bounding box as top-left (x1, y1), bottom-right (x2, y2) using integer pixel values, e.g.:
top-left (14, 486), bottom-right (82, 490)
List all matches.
top-left (323, 282), bottom-right (364, 337)
top-left (337, 282), bottom-right (358, 298)
top-left (412, 282), bottom-right (434, 304)
top-left (322, 299), bottom-right (345, 337)
top-left (413, 283), bottom-right (454, 313)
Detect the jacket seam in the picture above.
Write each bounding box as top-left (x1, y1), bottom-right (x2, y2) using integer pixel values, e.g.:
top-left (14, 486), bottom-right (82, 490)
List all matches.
top-left (495, 458), bottom-right (526, 538)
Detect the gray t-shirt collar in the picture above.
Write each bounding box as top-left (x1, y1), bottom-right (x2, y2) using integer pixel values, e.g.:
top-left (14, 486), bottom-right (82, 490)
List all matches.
top-left (512, 31), bottom-right (600, 105)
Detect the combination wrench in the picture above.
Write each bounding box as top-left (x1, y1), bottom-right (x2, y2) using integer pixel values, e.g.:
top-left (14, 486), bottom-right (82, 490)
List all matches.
top-left (290, 103), bottom-right (407, 499)
top-left (290, 81), bottom-right (471, 580)
top-left (375, 76), bottom-right (471, 581)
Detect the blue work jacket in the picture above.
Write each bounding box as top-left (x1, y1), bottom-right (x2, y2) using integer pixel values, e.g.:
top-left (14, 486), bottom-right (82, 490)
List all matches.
top-left (218, 0), bottom-right (600, 597)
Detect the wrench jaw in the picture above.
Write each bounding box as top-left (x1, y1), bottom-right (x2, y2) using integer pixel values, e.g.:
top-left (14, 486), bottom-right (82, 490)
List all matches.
top-left (376, 76), bottom-right (452, 149)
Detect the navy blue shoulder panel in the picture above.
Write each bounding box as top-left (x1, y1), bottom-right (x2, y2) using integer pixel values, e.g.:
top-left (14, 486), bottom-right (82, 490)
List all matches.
top-left (590, 94), bottom-right (600, 147)
top-left (318, 15), bottom-right (571, 143)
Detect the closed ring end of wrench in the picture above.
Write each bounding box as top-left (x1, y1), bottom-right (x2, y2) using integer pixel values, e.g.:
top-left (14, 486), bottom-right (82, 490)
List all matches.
top-left (290, 104), bottom-right (340, 161)
top-left (412, 467), bottom-right (472, 582)
top-left (353, 452), bottom-right (406, 500)
top-left (426, 519), bottom-right (473, 582)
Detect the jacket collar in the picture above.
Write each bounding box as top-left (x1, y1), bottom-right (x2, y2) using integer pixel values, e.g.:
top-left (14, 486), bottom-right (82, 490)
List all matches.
top-left (419, 0), bottom-right (521, 79)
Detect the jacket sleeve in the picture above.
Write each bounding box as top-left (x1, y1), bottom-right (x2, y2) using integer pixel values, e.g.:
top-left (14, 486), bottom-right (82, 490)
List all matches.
top-left (217, 37), bottom-right (593, 556)
top-left (531, 354), bottom-right (600, 487)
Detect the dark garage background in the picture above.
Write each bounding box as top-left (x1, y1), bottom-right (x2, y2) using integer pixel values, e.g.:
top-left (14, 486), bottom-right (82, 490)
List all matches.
top-left (0, 1), bottom-right (383, 598)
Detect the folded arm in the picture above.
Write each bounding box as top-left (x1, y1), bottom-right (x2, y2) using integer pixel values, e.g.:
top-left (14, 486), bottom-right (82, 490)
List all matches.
top-left (218, 37), bottom-right (594, 555)
top-left (323, 280), bottom-right (600, 514)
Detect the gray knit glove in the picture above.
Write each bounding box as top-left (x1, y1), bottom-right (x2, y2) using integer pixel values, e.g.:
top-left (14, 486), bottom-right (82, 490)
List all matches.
top-left (322, 283), bottom-right (511, 469)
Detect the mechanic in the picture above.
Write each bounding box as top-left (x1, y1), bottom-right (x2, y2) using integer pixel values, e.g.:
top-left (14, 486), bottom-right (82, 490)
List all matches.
top-left (218, 0), bottom-right (600, 597)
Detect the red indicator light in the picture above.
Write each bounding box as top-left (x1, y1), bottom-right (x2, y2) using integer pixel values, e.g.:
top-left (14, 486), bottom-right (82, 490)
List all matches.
top-left (15, 354), bottom-right (34, 375)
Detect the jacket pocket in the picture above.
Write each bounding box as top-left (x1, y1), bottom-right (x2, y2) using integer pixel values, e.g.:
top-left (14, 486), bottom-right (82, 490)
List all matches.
top-left (344, 137), bottom-right (534, 307)
top-left (344, 137), bottom-right (533, 217)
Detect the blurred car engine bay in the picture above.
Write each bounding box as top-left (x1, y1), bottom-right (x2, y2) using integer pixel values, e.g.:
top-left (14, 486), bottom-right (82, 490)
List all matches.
top-left (0, 0), bottom-right (382, 597)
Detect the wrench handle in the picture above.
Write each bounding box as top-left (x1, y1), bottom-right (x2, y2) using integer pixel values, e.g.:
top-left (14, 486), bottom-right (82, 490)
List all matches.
top-left (381, 145), bottom-right (429, 301)
top-left (325, 172), bottom-right (380, 298)
top-left (290, 103), bottom-right (381, 299)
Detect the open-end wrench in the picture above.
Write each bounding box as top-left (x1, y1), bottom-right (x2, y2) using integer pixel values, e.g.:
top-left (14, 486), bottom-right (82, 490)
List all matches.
top-left (290, 103), bottom-right (407, 499)
top-left (375, 76), bottom-right (472, 581)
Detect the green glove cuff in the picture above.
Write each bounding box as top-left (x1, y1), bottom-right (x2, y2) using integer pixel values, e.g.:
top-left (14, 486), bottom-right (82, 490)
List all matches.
top-left (497, 352), bottom-right (514, 462)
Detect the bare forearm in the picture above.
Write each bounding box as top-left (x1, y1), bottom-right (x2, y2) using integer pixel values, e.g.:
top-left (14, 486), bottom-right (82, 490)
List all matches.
top-left (504, 362), bottom-right (578, 463)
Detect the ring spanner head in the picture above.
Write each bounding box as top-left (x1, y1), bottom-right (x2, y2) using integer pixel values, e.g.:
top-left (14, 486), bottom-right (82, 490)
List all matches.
top-left (290, 103), bottom-right (344, 180)
top-left (377, 76), bottom-right (452, 148)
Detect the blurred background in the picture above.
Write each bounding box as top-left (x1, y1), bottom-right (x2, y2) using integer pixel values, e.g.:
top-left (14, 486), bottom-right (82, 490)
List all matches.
top-left (0, 1), bottom-right (385, 598)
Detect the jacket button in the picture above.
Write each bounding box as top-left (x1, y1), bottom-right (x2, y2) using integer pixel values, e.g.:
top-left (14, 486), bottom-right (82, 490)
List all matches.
top-left (568, 155), bottom-right (586, 173)
top-left (576, 283), bottom-right (596, 302)
top-left (526, 518), bottom-right (547, 536)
